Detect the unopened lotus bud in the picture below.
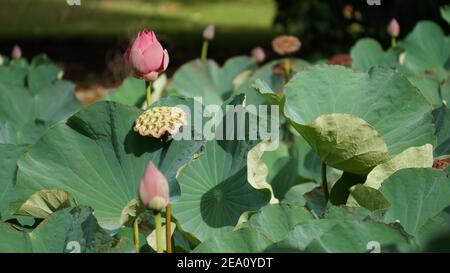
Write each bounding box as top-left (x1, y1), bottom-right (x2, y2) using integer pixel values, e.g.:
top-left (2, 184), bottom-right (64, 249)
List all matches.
top-left (387, 18), bottom-right (400, 38)
top-left (251, 47), bottom-right (266, 63)
top-left (0, 55), bottom-right (4, 66)
top-left (124, 29), bottom-right (169, 80)
top-left (203, 24), bottom-right (215, 40)
top-left (272, 35), bottom-right (301, 55)
top-left (134, 106), bottom-right (186, 138)
top-left (139, 161), bottom-right (169, 212)
top-left (11, 45), bottom-right (22, 59)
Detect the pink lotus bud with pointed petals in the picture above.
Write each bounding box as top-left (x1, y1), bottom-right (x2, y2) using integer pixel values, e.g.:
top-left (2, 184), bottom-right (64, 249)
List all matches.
top-left (124, 30), bottom-right (169, 80)
top-left (387, 18), bottom-right (400, 38)
top-left (11, 45), bottom-right (22, 59)
top-left (251, 47), bottom-right (266, 63)
top-left (203, 24), bottom-right (215, 40)
top-left (139, 161), bottom-right (169, 212)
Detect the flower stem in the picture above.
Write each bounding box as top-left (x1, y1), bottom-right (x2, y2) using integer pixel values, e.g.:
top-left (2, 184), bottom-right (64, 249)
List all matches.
top-left (145, 80), bottom-right (153, 107)
top-left (133, 217), bottom-right (140, 253)
top-left (154, 211), bottom-right (163, 253)
top-left (321, 161), bottom-right (329, 203)
top-left (201, 40), bottom-right (209, 63)
top-left (283, 58), bottom-right (291, 83)
top-left (165, 203), bottom-right (173, 253)
top-left (391, 37), bottom-right (397, 48)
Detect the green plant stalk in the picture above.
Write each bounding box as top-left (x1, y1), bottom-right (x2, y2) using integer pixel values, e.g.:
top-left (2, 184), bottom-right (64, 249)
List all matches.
top-left (201, 40), bottom-right (209, 62)
top-left (155, 211), bottom-right (163, 253)
top-left (133, 217), bottom-right (140, 253)
top-left (391, 37), bottom-right (397, 48)
top-left (283, 58), bottom-right (291, 83)
top-left (321, 161), bottom-right (329, 203)
top-left (146, 80), bottom-right (152, 106)
top-left (165, 203), bottom-right (173, 253)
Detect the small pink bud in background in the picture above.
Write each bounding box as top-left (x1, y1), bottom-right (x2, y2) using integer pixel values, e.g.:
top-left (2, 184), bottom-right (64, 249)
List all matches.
top-left (139, 161), bottom-right (169, 212)
top-left (11, 45), bottom-right (22, 59)
top-left (203, 24), bottom-right (215, 40)
top-left (387, 18), bottom-right (400, 38)
top-left (124, 30), bottom-right (169, 81)
top-left (251, 47), bottom-right (266, 63)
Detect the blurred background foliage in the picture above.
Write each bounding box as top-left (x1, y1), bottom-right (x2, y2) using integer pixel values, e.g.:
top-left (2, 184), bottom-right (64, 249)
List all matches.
top-left (0, 0), bottom-right (448, 85)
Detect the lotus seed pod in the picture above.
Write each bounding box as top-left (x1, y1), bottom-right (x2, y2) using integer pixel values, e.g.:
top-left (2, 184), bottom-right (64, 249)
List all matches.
top-left (134, 106), bottom-right (186, 138)
top-left (139, 161), bottom-right (169, 212)
top-left (271, 35), bottom-right (301, 55)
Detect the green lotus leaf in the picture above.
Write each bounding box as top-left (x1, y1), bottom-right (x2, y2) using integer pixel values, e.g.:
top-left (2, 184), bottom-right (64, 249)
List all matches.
top-left (415, 208), bottom-right (450, 249)
top-left (400, 21), bottom-right (450, 81)
top-left (252, 79), bottom-right (282, 105)
top-left (171, 56), bottom-right (257, 105)
top-left (290, 113), bottom-right (388, 175)
top-left (109, 77), bottom-right (145, 107)
top-left (0, 144), bottom-right (28, 218)
top-left (364, 144), bottom-right (433, 190)
top-left (408, 76), bottom-right (442, 108)
top-left (240, 59), bottom-right (310, 105)
top-left (15, 100), bottom-right (202, 230)
top-left (193, 228), bottom-right (272, 253)
top-left (282, 183), bottom-right (319, 206)
top-left (441, 80), bottom-right (450, 107)
top-left (347, 184), bottom-right (390, 212)
top-left (173, 140), bottom-right (271, 241)
top-left (268, 219), bottom-right (409, 253)
top-left (0, 80), bottom-right (81, 145)
top-left (350, 38), bottom-right (399, 71)
top-left (0, 206), bottom-right (121, 253)
top-left (378, 168), bottom-right (450, 235)
top-left (239, 204), bottom-right (315, 242)
top-left (442, 5), bottom-right (450, 24)
top-left (433, 105), bottom-right (450, 156)
top-left (284, 65), bottom-right (435, 175)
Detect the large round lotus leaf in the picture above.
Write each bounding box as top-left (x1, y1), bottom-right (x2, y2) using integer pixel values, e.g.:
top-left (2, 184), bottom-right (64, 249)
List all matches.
top-left (15, 100), bottom-right (202, 230)
top-left (171, 56), bottom-right (257, 105)
top-left (173, 140), bottom-right (271, 241)
top-left (400, 21), bottom-right (450, 81)
top-left (0, 206), bottom-right (120, 253)
top-left (0, 80), bottom-right (81, 145)
top-left (408, 76), bottom-right (442, 109)
top-left (284, 65), bottom-right (435, 174)
top-left (350, 38), bottom-right (399, 71)
top-left (193, 228), bottom-right (272, 253)
top-left (0, 144), bottom-right (28, 218)
top-left (267, 219), bottom-right (409, 253)
top-left (378, 168), bottom-right (450, 235)
top-left (240, 204), bottom-right (314, 242)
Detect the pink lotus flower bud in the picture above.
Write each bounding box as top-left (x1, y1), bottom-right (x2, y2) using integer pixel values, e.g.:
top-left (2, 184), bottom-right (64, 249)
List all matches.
top-left (251, 47), bottom-right (266, 63)
top-left (11, 45), bottom-right (22, 59)
top-left (124, 30), bottom-right (169, 81)
top-left (387, 18), bottom-right (400, 38)
top-left (203, 24), bottom-right (215, 41)
top-left (139, 161), bottom-right (169, 212)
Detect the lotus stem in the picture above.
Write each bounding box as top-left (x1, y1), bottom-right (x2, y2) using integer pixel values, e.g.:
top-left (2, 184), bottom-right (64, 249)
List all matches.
top-left (283, 58), bottom-right (291, 83)
top-left (146, 80), bottom-right (152, 106)
top-left (155, 211), bottom-right (163, 253)
top-left (133, 217), bottom-right (140, 253)
top-left (321, 161), bottom-right (329, 203)
top-left (165, 203), bottom-right (173, 253)
top-left (391, 37), bottom-right (397, 49)
top-left (201, 40), bottom-right (209, 63)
